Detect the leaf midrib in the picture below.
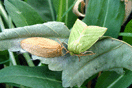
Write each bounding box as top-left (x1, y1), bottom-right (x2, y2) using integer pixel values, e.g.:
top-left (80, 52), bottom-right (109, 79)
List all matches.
top-left (5, 0), bottom-right (29, 26)
top-left (67, 42), bottom-right (124, 83)
top-left (103, 0), bottom-right (110, 27)
top-left (0, 75), bottom-right (62, 83)
top-left (48, 0), bottom-right (55, 21)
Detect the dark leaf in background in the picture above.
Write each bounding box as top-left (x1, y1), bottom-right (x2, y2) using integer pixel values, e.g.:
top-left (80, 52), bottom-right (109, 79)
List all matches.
top-left (4, 0), bottom-right (43, 27)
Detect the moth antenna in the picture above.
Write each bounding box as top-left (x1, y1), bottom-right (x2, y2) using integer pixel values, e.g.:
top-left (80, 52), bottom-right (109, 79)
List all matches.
top-left (57, 38), bottom-right (62, 44)
top-left (62, 42), bottom-right (68, 45)
top-left (57, 38), bottom-right (66, 50)
top-left (57, 38), bottom-right (70, 56)
top-left (62, 51), bottom-right (70, 56)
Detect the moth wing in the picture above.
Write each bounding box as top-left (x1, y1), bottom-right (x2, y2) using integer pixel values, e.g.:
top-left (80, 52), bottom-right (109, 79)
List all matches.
top-left (79, 26), bottom-right (107, 53)
top-left (68, 19), bottom-right (107, 54)
top-left (68, 19), bottom-right (87, 53)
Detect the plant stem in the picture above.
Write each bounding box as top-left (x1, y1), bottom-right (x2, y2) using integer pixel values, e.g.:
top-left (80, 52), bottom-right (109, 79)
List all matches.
top-left (0, 16), bottom-right (17, 65)
top-left (57, 0), bottom-right (64, 21)
top-left (23, 53), bottom-right (35, 67)
top-left (0, 1), bottom-right (9, 27)
top-left (65, 0), bottom-right (68, 26)
top-left (8, 51), bottom-right (17, 65)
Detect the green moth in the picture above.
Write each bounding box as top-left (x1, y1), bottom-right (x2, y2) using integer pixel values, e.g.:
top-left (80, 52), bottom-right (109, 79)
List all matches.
top-left (68, 19), bottom-right (107, 55)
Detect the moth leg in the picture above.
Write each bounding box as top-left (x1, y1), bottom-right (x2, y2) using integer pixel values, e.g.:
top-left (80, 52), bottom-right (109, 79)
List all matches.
top-left (57, 38), bottom-right (62, 44)
top-left (62, 42), bottom-right (68, 45)
top-left (60, 42), bottom-right (70, 56)
top-left (78, 56), bottom-right (81, 62)
top-left (57, 38), bottom-right (68, 51)
top-left (75, 52), bottom-right (95, 56)
top-left (83, 51), bottom-right (95, 55)
top-left (56, 38), bottom-right (70, 56)
top-left (62, 50), bottom-right (71, 56)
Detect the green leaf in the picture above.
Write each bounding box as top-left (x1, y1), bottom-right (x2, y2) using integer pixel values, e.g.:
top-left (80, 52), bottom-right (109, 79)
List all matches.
top-left (53, 0), bottom-right (77, 28)
top-left (0, 21), bottom-right (70, 51)
top-left (0, 59), bottom-right (9, 64)
top-left (123, 19), bottom-right (132, 44)
top-left (95, 71), bottom-right (121, 88)
top-left (68, 19), bottom-right (107, 54)
top-left (119, 33), bottom-right (132, 37)
top-left (4, 0), bottom-right (43, 27)
top-left (27, 0), bottom-right (56, 21)
top-left (0, 50), bottom-right (9, 64)
top-left (0, 66), bottom-right (63, 88)
top-left (83, 0), bottom-right (125, 38)
top-left (95, 70), bottom-right (132, 88)
top-left (32, 37), bottom-right (132, 87)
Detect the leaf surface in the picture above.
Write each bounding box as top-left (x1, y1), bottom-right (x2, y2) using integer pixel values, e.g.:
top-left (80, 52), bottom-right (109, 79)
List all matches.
top-left (53, 0), bottom-right (77, 28)
top-left (32, 37), bottom-right (132, 87)
top-left (119, 33), bottom-right (132, 37)
top-left (27, 0), bottom-right (56, 21)
top-left (4, 0), bottom-right (43, 27)
top-left (123, 19), bottom-right (132, 44)
top-left (95, 70), bottom-right (132, 88)
top-left (0, 66), bottom-right (63, 88)
top-left (0, 22), bottom-right (70, 51)
top-left (83, 0), bottom-right (125, 38)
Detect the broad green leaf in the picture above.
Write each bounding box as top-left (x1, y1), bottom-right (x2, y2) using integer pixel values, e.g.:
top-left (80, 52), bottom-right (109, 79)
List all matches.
top-left (123, 19), bottom-right (132, 44)
top-left (0, 66), bottom-right (63, 88)
top-left (0, 22), bottom-right (70, 51)
top-left (32, 37), bottom-right (132, 87)
top-left (27, 0), bottom-right (56, 21)
top-left (108, 70), bottom-right (132, 88)
top-left (95, 70), bottom-right (132, 88)
top-left (4, 0), bottom-right (43, 27)
top-left (83, 0), bottom-right (125, 38)
top-left (53, 0), bottom-right (77, 28)
top-left (95, 71), bottom-right (122, 88)
top-left (68, 19), bottom-right (107, 54)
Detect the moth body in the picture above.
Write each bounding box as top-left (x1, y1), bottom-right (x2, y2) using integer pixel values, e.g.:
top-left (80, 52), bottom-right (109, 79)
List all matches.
top-left (20, 37), bottom-right (62, 58)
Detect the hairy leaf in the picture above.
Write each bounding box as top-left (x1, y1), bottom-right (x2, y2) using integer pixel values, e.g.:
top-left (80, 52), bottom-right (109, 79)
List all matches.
top-left (32, 37), bottom-right (132, 87)
top-left (0, 22), bottom-right (70, 51)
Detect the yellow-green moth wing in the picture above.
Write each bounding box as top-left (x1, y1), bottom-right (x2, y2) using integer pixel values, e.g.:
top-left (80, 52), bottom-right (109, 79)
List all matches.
top-left (68, 19), bottom-right (107, 54)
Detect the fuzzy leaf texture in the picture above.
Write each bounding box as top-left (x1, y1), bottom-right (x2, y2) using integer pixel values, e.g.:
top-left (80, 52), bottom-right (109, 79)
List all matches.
top-left (32, 37), bottom-right (132, 87)
top-left (0, 22), bottom-right (70, 51)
